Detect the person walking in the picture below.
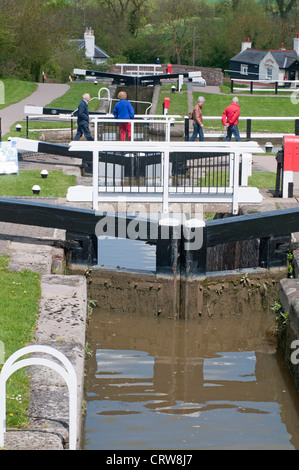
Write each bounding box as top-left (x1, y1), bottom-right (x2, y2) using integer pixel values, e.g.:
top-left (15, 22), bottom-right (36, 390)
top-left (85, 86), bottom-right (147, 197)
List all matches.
top-left (189, 96), bottom-right (205, 142)
top-left (113, 91), bottom-right (135, 141)
top-left (74, 93), bottom-right (94, 141)
top-left (221, 97), bottom-right (241, 142)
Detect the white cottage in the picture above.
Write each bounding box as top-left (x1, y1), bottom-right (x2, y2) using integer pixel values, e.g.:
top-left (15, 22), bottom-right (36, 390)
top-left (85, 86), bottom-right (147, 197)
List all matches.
top-left (230, 32), bottom-right (299, 85)
top-left (71, 28), bottom-right (110, 65)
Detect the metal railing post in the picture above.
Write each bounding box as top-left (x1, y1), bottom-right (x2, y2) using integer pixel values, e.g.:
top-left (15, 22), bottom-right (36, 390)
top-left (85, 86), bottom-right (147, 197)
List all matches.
top-left (232, 152), bottom-right (239, 215)
top-left (246, 118), bottom-right (252, 140)
top-left (93, 148), bottom-right (99, 210)
top-left (162, 149), bottom-right (169, 213)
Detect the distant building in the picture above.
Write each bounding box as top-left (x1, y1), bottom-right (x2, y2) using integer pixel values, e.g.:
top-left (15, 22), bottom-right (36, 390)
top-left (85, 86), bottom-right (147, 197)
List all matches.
top-left (230, 32), bottom-right (299, 84)
top-left (71, 28), bottom-right (110, 65)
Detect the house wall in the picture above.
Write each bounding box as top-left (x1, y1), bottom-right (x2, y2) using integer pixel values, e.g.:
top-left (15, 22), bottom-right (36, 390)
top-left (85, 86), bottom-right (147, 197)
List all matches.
top-left (259, 52), bottom-right (280, 81)
top-left (230, 60), bottom-right (259, 80)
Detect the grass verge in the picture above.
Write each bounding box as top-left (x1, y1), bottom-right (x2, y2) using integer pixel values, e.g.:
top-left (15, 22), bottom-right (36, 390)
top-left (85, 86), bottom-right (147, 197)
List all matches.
top-left (48, 81), bottom-right (106, 112)
top-left (156, 82), bottom-right (297, 133)
top-left (0, 79), bottom-right (37, 110)
top-left (248, 171), bottom-right (276, 189)
top-left (0, 255), bottom-right (41, 429)
top-left (0, 170), bottom-right (77, 197)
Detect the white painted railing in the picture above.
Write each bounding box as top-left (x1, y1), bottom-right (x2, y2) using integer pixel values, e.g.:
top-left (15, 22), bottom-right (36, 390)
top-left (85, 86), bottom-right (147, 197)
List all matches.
top-left (0, 345), bottom-right (78, 450)
top-left (68, 140), bottom-right (263, 215)
top-left (91, 116), bottom-right (176, 142)
top-left (115, 63), bottom-right (163, 76)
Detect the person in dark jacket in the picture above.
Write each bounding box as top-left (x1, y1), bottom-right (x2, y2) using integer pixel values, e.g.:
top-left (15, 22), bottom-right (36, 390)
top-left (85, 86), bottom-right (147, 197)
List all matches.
top-left (74, 93), bottom-right (93, 141)
top-left (221, 97), bottom-right (241, 142)
top-left (113, 91), bottom-right (135, 141)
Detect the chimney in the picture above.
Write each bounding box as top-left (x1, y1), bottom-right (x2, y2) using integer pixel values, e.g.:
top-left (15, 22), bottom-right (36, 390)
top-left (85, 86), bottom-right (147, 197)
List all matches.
top-left (84, 27), bottom-right (95, 60)
top-left (294, 32), bottom-right (299, 56)
top-left (241, 37), bottom-right (251, 52)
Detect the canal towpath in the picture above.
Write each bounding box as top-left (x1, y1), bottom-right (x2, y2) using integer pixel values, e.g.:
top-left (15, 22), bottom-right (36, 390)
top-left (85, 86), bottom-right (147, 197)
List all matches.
top-left (0, 83), bottom-right (70, 137)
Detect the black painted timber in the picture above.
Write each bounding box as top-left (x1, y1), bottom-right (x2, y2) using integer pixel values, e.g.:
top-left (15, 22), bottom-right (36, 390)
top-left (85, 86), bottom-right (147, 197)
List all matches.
top-left (206, 207), bottom-right (299, 246)
top-left (1, 198), bottom-right (299, 245)
top-left (1, 198), bottom-right (299, 271)
top-left (39, 107), bottom-right (106, 116)
top-left (37, 142), bottom-right (92, 162)
top-left (0, 198), bottom-right (155, 239)
top-left (83, 69), bottom-right (188, 86)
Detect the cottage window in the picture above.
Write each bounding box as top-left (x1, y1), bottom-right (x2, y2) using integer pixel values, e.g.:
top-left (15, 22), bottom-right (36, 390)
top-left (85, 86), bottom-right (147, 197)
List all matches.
top-left (241, 64), bottom-right (248, 75)
top-left (266, 68), bottom-right (272, 80)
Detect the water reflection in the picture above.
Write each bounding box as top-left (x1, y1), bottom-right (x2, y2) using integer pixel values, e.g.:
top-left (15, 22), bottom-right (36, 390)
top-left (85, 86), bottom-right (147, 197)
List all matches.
top-left (98, 237), bottom-right (156, 272)
top-left (83, 310), bottom-right (299, 450)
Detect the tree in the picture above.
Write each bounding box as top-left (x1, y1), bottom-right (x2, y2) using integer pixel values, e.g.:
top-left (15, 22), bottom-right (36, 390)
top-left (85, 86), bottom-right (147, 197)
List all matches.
top-left (97, 0), bottom-right (149, 37)
top-left (151, 0), bottom-right (201, 65)
top-left (273, 0), bottom-right (298, 18)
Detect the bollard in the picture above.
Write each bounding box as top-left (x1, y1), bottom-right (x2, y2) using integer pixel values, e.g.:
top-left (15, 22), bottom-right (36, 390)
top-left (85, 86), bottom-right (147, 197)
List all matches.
top-left (163, 97), bottom-right (170, 115)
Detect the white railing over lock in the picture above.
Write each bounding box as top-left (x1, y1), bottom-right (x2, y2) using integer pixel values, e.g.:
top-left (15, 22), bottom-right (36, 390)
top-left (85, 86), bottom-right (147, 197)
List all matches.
top-left (0, 345), bottom-right (78, 450)
top-left (91, 115), bottom-right (177, 142)
top-left (68, 140), bottom-right (263, 215)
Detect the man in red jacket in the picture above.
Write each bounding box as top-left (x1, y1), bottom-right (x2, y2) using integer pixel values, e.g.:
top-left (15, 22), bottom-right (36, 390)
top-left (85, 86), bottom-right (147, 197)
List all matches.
top-left (221, 97), bottom-right (241, 141)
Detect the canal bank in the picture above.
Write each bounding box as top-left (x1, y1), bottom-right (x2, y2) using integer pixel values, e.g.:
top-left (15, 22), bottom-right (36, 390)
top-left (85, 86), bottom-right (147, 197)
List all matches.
top-left (1, 235), bottom-right (88, 450)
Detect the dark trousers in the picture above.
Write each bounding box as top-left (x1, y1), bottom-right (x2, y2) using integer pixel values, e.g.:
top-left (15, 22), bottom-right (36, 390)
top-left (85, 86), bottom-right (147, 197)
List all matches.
top-left (74, 124), bottom-right (93, 141)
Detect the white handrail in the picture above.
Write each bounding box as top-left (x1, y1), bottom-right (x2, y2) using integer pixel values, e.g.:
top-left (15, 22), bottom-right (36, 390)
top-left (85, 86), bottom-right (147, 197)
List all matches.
top-left (91, 117), bottom-right (174, 142)
top-left (71, 141), bottom-right (263, 213)
top-left (0, 345), bottom-right (78, 450)
top-left (186, 116), bottom-right (299, 121)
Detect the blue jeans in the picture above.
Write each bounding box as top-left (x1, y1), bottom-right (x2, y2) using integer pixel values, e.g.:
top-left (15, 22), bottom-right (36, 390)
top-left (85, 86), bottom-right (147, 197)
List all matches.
top-left (225, 125), bottom-right (241, 142)
top-left (189, 123), bottom-right (204, 141)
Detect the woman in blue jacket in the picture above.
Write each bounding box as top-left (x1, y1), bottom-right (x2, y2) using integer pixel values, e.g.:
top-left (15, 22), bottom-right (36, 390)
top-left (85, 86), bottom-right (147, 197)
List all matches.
top-left (113, 91), bottom-right (135, 141)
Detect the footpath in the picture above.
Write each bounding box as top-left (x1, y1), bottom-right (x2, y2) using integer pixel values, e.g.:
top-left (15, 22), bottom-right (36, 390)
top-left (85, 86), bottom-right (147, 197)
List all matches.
top-left (1, 81), bottom-right (299, 450)
top-left (0, 83), bottom-right (70, 136)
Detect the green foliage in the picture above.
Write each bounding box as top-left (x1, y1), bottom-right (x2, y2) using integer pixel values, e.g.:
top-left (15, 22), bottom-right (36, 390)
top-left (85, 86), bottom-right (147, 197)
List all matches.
top-left (0, 0), bottom-right (298, 79)
top-left (271, 300), bottom-right (289, 330)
